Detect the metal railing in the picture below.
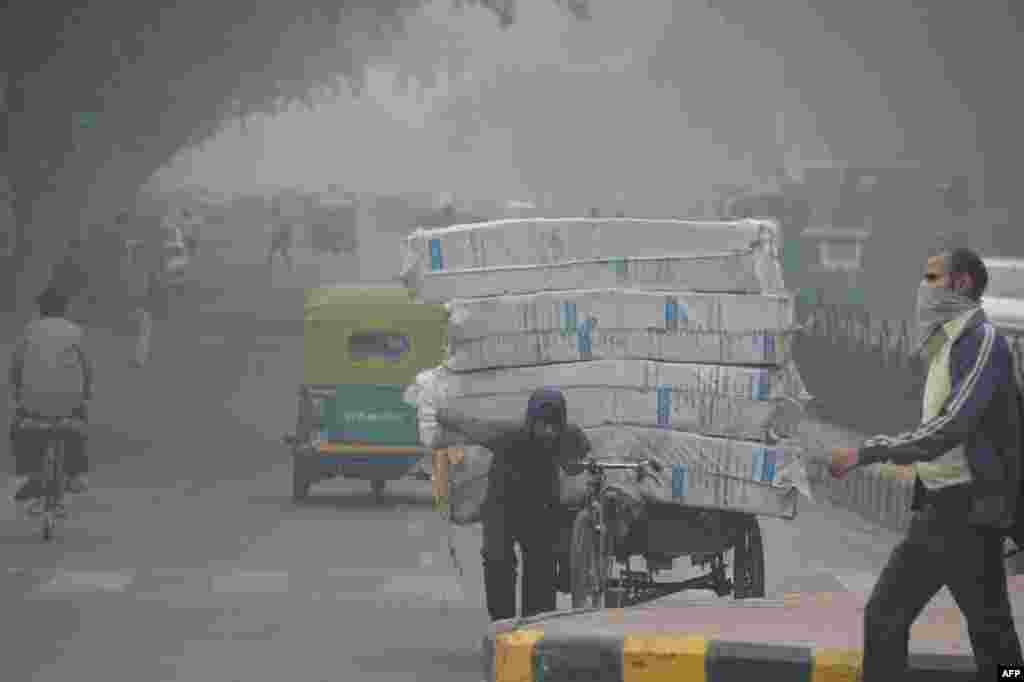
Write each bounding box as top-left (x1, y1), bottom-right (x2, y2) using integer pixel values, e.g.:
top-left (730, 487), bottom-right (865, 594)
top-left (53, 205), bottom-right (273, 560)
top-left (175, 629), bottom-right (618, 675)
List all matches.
top-left (794, 302), bottom-right (1024, 436)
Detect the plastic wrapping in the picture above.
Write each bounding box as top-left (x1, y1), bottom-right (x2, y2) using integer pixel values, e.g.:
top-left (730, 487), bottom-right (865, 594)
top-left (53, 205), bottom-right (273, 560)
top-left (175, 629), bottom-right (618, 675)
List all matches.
top-left (444, 289), bottom-right (797, 371)
top-left (405, 361), bottom-right (809, 442)
top-left (402, 217), bottom-right (778, 274)
top-left (584, 425), bottom-right (811, 518)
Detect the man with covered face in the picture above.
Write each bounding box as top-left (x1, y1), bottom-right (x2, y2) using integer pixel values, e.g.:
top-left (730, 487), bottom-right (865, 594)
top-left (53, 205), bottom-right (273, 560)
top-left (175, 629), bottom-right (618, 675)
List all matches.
top-left (830, 247), bottom-right (1023, 680)
top-left (435, 387), bottom-right (591, 621)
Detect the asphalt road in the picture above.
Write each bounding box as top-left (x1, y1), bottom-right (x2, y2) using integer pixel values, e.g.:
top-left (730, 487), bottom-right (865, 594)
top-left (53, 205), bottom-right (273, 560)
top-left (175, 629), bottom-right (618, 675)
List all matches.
top-left (0, 226), bottom-right (914, 681)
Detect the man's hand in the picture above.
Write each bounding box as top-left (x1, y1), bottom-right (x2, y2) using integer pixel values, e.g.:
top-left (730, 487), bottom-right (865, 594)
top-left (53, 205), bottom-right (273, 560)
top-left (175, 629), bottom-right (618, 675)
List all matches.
top-left (829, 447), bottom-right (860, 479)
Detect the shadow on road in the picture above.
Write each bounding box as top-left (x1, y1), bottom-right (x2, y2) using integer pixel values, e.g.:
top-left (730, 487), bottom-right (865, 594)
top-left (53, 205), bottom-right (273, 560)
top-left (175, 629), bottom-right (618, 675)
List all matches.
top-left (350, 649), bottom-right (484, 676)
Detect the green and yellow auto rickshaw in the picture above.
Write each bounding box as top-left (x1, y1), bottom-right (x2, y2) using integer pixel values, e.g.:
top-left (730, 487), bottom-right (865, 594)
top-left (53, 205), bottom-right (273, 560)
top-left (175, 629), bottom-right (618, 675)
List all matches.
top-left (283, 285), bottom-right (446, 502)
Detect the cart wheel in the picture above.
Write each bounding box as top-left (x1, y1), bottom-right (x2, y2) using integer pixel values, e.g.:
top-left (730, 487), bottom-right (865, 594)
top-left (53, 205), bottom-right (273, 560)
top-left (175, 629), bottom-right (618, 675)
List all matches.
top-left (291, 456), bottom-right (310, 501)
top-left (371, 480), bottom-right (386, 501)
top-left (733, 515), bottom-right (765, 599)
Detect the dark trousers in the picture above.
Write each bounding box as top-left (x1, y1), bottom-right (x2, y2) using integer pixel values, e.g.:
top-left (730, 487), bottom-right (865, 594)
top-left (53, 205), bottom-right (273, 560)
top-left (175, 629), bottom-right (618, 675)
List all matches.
top-left (11, 428), bottom-right (88, 477)
top-left (863, 508), bottom-right (1023, 681)
top-left (481, 505), bottom-right (557, 621)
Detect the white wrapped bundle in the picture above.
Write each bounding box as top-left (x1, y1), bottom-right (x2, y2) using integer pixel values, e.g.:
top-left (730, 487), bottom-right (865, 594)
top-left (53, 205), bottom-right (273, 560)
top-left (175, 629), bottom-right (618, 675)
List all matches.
top-left (584, 426), bottom-right (810, 518)
top-left (402, 217), bottom-right (778, 272)
top-left (399, 217), bottom-right (783, 303)
top-left (413, 360), bottom-right (809, 442)
top-left (403, 252), bottom-right (784, 303)
top-left (445, 290), bottom-right (797, 371)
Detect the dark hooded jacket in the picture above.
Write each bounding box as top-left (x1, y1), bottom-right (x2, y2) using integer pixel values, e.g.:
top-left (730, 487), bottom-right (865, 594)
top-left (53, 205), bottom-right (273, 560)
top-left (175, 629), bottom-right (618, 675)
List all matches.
top-left (436, 388), bottom-right (591, 513)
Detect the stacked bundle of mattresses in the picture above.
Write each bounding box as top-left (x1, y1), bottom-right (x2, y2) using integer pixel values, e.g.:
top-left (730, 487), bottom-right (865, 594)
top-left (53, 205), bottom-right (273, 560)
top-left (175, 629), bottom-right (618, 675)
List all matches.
top-left (400, 217), bottom-right (811, 523)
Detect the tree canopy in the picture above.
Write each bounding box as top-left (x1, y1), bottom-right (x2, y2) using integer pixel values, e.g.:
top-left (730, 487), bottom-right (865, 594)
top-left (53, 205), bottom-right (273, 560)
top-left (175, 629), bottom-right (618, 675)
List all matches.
top-left (0, 0), bottom-right (589, 307)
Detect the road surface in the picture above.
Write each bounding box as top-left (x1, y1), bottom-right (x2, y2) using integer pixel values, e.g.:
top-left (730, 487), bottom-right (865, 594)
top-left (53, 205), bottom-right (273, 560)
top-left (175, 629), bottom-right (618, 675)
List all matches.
top-left (0, 225), bottom-right (913, 681)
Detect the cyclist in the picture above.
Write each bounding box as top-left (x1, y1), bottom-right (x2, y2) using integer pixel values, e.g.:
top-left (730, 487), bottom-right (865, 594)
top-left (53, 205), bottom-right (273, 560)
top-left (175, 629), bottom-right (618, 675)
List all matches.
top-left (8, 287), bottom-right (93, 508)
top-left (181, 209), bottom-right (201, 258)
top-left (434, 387), bottom-right (590, 621)
top-left (266, 207), bottom-right (294, 270)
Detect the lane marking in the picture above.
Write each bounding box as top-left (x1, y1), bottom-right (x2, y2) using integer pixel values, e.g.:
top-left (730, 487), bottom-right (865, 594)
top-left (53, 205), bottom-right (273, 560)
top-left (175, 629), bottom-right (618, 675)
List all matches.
top-left (210, 571), bottom-right (290, 594)
top-left (37, 570), bottom-right (136, 594)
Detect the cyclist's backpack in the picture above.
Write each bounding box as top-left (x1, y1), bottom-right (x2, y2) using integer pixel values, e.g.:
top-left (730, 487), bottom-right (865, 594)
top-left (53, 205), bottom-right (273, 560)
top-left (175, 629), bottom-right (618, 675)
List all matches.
top-left (16, 318), bottom-right (88, 418)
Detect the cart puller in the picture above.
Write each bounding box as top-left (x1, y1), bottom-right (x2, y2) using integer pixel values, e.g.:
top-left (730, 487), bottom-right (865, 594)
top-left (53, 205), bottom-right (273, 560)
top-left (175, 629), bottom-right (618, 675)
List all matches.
top-left (419, 387), bottom-right (590, 621)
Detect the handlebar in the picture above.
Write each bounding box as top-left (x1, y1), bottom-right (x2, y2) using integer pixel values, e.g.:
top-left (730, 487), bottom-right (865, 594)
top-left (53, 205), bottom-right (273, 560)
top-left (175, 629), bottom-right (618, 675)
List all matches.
top-left (14, 415), bottom-right (86, 433)
top-left (583, 458), bottom-right (663, 474)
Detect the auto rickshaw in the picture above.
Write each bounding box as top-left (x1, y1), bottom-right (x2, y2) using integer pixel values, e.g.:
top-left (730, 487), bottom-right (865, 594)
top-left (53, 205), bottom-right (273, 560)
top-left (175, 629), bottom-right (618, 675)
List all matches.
top-left (283, 285), bottom-right (446, 502)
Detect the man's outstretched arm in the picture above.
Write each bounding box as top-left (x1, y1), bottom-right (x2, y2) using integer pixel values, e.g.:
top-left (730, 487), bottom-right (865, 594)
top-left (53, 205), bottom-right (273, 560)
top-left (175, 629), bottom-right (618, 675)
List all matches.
top-left (858, 324), bottom-right (1005, 466)
top-left (434, 408), bottom-right (521, 451)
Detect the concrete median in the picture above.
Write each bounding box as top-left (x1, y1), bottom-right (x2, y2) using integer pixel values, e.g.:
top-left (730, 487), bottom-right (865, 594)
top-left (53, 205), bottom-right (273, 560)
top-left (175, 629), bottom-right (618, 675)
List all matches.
top-left (482, 576), bottom-right (1024, 681)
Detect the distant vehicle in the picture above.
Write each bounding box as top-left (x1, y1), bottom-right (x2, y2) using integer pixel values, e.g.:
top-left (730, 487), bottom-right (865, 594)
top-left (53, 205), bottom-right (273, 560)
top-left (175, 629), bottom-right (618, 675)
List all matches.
top-left (159, 222), bottom-right (190, 292)
top-left (984, 257), bottom-right (1024, 299)
top-left (308, 198), bottom-right (358, 255)
top-left (282, 286), bottom-right (446, 502)
top-left (982, 257), bottom-right (1024, 333)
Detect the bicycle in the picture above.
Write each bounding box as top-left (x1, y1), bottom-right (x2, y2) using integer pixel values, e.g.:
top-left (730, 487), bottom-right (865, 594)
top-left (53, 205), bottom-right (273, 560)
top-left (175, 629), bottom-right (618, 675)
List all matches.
top-left (569, 457), bottom-right (663, 609)
top-left (15, 413), bottom-right (85, 541)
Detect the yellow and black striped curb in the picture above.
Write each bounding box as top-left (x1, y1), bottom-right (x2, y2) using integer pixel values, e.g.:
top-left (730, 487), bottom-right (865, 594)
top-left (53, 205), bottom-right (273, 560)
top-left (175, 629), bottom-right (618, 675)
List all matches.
top-left (482, 629), bottom-right (978, 681)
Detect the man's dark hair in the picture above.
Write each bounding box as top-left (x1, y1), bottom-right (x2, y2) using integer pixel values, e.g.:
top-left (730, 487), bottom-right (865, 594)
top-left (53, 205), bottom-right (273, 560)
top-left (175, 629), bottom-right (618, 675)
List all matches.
top-left (945, 247), bottom-right (988, 300)
top-left (36, 287), bottom-right (69, 316)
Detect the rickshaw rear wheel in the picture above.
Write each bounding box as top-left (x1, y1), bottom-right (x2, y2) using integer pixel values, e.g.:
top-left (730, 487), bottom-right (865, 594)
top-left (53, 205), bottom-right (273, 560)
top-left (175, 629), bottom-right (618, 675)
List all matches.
top-left (732, 514), bottom-right (765, 599)
top-left (291, 455), bottom-right (310, 501)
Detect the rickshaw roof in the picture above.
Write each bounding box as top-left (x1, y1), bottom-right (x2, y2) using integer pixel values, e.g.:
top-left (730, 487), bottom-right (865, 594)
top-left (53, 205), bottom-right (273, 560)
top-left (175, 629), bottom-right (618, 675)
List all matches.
top-left (304, 285), bottom-right (446, 323)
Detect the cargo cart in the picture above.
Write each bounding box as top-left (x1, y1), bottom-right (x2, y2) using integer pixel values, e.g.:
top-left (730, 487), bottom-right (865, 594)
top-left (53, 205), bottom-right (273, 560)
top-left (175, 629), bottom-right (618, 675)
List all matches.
top-left (562, 456), bottom-right (782, 608)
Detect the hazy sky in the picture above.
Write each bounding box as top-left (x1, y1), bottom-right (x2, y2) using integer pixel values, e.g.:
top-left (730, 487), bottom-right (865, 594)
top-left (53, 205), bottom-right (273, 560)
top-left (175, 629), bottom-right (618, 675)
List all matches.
top-left (153, 0), bottom-right (976, 217)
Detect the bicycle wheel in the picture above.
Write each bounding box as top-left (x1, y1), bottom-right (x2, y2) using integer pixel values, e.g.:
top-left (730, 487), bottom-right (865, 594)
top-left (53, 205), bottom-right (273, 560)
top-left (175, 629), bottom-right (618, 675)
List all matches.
top-left (601, 501), bottom-right (626, 608)
top-left (371, 479), bottom-right (386, 502)
top-left (569, 506), bottom-right (606, 609)
top-left (41, 440), bottom-right (62, 542)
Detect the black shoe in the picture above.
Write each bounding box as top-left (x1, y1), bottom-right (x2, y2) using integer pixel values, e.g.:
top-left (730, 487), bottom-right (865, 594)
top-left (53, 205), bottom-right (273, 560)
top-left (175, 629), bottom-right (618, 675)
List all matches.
top-left (65, 475), bottom-right (89, 494)
top-left (554, 561), bottom-right (571, 594)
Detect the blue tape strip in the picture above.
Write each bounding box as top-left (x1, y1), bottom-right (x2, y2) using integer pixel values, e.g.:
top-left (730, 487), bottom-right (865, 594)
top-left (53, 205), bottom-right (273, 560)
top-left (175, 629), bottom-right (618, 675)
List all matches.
top-left (428, 239), bottom-right (444, 271)
top-left (577, 318), bottom-right (593, 356)
top-left (765, 448), bottom-right (778, 482)
top-left (656, 385), bottom-right (671, 427)
top-left (561, 301), bottom-right (577, 336)
top-left (756, 370), bottom-right (771, 400)
top-left (751, 447), bottom-right (779, 483)
top-left (664, 298), bottom-right (678, 329)
top-left (671, 464), bottom-right (688, 501)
